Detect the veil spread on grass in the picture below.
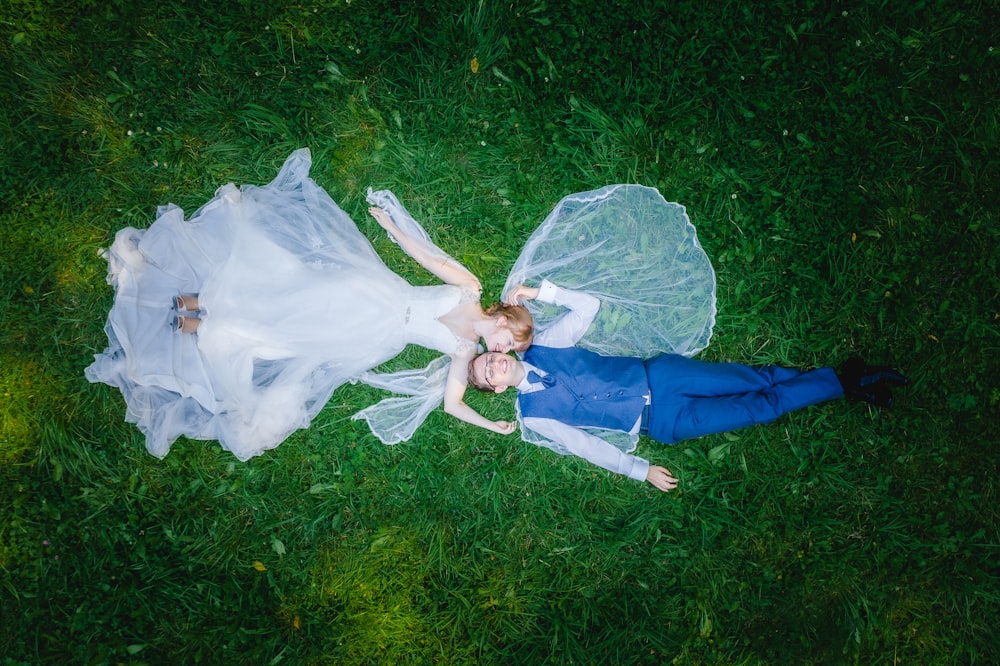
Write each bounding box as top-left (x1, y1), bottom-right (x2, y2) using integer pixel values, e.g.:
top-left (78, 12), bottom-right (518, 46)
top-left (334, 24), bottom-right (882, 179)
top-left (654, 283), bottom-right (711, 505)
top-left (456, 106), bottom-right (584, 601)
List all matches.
top-left (351, 355), bottom-right (450, 445)
top-left (502, 184), bottom-right (717, 455)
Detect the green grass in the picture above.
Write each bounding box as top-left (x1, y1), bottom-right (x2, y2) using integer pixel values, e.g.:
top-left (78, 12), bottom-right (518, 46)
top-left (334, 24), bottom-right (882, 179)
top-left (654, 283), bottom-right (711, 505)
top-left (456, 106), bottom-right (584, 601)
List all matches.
top-left (2, 0), bottom-right (999, 663)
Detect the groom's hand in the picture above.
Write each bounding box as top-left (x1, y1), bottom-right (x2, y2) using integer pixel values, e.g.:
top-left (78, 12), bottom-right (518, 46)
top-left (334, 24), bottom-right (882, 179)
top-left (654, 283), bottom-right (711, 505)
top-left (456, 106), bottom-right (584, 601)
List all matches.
top-left (504, 284), bottom-right (539, 306)
top-left (646, 465), bottom-right (678, 492)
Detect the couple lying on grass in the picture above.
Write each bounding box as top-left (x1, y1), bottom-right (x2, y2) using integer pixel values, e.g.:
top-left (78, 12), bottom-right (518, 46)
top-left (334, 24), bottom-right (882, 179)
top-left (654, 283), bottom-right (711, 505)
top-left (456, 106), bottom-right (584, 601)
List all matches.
top-left (88, 148), bottom-right (906, 491)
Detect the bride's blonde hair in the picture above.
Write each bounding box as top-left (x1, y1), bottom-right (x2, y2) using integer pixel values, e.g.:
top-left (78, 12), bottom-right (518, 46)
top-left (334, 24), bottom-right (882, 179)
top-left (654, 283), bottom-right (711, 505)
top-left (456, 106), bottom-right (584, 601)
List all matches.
top-left (485, 302), bottom-right (533, 351)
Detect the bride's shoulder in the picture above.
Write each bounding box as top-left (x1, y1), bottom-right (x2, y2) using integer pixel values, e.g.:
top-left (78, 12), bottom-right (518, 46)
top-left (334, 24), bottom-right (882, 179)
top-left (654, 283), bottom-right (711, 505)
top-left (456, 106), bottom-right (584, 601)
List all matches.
top-left (457, 285), bottom-right (482, 304)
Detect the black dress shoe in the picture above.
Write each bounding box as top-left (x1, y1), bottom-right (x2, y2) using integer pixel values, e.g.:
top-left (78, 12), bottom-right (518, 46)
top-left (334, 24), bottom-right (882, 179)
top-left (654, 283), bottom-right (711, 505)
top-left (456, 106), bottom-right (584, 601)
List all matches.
top-left (859, 366), bottom-right (909, 387)
top-left (837, 357), bottom-right (866, 391)
top-left (845, 383), bottom-right (894, 408)
top-left (837, 357), bottom-right (905, 408)
top-left (838, 357), bottom-right (908, 387)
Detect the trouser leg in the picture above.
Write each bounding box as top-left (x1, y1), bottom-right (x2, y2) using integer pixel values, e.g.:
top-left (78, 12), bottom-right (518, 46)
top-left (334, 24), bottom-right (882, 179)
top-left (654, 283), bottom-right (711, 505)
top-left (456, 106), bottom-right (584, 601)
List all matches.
top-left (645, 355), bottom-right (844, 443)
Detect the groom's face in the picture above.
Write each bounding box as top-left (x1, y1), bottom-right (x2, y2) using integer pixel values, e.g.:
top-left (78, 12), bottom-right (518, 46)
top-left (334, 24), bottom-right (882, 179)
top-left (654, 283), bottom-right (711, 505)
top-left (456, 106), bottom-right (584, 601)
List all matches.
top-left (472, 353), bottom-right (518, 393)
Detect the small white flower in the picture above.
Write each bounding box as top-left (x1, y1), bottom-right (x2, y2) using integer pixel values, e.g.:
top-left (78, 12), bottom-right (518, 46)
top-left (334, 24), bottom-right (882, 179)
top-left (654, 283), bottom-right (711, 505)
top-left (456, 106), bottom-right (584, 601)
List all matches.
top-left (856, 39), bottom-right (862, 47)
top-left (127, 130), bottom-right (133, 136)
top-left (156, 126), bottom-right (162, 131)
top-left (782, 129), bottom-right (789, 136)
top-left (731, 193), bottom-right (737, 199)
top-left (265, 25), bottom-right (270, 30)
top-left (255, 71), bottom-right (260, 76)
top-left (153, 160), bottom-right (159, 167)
top-left (740, 75), bottom-right (745, 80)
top-left (480, 140), bottom-right (486, 146)
top-left (904, 115), bottom-right (909, 121)
top-left (544, 76), bottom-right (549, 82)
top-left (356, 48), bottom-right (361, 54)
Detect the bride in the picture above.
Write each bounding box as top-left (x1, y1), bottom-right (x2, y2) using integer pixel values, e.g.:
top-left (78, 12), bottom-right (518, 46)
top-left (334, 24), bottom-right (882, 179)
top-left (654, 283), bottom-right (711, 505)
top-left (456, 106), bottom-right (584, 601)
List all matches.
top-left (86, 148), bottom-right (531, 460)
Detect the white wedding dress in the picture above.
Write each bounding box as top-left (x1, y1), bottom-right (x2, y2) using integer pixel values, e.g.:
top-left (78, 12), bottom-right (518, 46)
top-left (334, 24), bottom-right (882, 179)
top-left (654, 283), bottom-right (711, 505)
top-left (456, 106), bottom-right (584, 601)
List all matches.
top-left (86, 149), bottom-right (474, 460)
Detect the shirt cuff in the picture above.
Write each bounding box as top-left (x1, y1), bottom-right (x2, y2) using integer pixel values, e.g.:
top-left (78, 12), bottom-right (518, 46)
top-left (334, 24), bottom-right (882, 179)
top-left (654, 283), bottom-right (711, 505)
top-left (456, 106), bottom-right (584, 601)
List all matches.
top-left (537, 279), bottom-right (559, 303)
top-left (626, 457), bottom-right (650, 482)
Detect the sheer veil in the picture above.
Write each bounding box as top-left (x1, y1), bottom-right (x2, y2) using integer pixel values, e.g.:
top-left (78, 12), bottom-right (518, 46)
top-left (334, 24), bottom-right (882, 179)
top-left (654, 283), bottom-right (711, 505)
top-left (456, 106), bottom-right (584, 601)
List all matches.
top-left (502, 184), bottom-right (717, 454)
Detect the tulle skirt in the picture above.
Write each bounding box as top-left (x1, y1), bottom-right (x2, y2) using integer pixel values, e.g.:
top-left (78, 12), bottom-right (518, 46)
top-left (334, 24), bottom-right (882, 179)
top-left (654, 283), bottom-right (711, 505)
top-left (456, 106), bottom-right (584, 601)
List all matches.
top-left (87, 149), bottom-right (414, 460)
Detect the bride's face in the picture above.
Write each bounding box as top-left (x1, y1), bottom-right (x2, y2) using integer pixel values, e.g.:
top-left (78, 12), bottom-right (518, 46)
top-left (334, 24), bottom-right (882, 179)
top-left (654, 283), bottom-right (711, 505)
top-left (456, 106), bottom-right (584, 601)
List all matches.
top-left (482, 325), bottom-right (517, 354)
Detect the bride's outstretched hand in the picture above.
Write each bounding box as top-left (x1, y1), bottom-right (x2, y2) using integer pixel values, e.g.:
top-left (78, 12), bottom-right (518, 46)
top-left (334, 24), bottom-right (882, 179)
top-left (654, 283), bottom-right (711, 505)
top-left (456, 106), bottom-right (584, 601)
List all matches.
top-left (494, 420), bottom-right (518, 435)
top-left (504, 284), bottom-right (539, 306)
top-left (368, 206), bottom-right (397, 232)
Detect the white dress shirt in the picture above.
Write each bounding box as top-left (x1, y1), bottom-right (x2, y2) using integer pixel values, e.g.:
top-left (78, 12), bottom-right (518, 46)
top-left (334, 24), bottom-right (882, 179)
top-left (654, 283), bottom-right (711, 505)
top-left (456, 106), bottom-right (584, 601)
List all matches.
top-left (517, 280), bottom-right (651, 482)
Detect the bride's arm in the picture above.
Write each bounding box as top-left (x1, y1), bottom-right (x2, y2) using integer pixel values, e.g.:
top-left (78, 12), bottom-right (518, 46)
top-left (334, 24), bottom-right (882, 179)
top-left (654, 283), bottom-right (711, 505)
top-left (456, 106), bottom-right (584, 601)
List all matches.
top-left (442, 354), bottom-right (516, 435)
top-left (369, 207), bottom-right (482, 292)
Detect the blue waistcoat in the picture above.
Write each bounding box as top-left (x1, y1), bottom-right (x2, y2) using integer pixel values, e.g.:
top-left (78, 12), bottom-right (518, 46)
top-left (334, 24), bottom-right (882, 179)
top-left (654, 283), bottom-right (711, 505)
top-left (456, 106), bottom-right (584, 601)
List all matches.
top-left (519, 346), bottom-right (649, 432)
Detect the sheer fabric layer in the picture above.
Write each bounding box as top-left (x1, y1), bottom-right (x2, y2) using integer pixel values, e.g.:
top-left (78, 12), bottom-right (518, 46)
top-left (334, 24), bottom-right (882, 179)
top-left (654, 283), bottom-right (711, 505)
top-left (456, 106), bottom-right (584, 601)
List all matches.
top-left (87, 149), bottom-right (467, 459)
top-left (504, 184), bottom-right (717, 455)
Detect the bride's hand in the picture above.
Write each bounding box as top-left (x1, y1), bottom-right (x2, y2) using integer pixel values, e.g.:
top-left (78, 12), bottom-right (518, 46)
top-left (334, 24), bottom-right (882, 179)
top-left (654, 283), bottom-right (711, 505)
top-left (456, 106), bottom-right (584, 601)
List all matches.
top-left (368, 207), bottom-right (396, 231)
top-left (504, 284), bottom-right (539, 306)
top-left (494, 420), bottom-right (517, 435)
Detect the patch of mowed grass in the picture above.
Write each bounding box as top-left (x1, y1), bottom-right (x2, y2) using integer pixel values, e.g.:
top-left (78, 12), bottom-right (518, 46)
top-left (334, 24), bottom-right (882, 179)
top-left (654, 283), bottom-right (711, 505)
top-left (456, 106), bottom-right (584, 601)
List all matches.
top-left (1, 0), bottom-right (999, 663)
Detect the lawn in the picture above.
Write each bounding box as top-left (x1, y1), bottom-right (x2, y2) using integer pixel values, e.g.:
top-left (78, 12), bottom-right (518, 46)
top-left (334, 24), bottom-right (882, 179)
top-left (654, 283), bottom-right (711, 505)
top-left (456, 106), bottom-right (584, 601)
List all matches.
top-left (1, 0), bottom-right (998, 663)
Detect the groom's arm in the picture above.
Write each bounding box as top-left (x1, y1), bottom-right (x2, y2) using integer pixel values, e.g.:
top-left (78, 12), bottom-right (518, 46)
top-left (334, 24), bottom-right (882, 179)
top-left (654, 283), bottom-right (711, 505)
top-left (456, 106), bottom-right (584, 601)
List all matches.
top-left (525, 280), bottom-right (600, 348)
top-left (522, 415), bottom-right (650, 482)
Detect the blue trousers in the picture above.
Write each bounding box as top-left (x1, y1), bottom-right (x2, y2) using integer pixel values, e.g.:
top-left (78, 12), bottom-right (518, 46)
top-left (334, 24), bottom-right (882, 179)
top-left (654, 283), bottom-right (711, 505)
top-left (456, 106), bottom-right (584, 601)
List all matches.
top-left (645, 355), bottom-right (844, 444)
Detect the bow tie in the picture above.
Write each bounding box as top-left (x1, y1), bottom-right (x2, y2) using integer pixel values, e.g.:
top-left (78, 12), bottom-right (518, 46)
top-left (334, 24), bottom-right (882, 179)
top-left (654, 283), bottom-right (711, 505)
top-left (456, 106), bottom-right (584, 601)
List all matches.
top-left (527, 370), bottom-right (554, 387)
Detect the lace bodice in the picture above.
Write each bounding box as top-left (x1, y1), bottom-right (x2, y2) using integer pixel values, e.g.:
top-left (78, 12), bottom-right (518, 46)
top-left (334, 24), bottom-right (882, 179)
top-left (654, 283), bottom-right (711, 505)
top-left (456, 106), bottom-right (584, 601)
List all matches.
top-left (402, 284), bottom-right (480, 356)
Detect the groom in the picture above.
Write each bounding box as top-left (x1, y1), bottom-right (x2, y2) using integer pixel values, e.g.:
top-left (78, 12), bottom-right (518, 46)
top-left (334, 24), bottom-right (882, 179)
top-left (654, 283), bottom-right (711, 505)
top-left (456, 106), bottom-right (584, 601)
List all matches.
top-left (468, 281), bottom-right (907, 492)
